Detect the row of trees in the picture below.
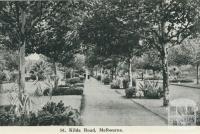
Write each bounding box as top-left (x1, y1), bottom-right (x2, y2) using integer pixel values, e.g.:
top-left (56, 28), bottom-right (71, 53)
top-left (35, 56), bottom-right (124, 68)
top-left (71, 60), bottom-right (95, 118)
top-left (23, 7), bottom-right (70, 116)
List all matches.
top-left (1, 0), bottom-right (200, 106)
top-left (79, 0), bottom-right (200, 106)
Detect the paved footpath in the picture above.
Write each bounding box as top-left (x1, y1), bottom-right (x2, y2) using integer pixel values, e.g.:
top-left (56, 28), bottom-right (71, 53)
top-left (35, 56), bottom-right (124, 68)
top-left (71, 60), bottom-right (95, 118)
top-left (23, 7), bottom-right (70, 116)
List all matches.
top-left (81, 78), bottom-right (167, 126)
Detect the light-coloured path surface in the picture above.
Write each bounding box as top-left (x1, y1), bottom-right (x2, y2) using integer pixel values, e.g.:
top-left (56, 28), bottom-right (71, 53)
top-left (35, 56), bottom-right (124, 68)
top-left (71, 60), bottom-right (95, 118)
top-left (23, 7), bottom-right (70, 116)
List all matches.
top-left (81, 78), bottom-right (167, 126)
top-left (170, 85), bottom-right (200, 108)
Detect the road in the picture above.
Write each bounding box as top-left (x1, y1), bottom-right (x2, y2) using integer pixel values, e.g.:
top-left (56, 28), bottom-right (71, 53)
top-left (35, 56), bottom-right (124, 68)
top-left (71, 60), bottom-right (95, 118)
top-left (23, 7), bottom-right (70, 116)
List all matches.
top-left (81, 78), bottom-right (167, 126)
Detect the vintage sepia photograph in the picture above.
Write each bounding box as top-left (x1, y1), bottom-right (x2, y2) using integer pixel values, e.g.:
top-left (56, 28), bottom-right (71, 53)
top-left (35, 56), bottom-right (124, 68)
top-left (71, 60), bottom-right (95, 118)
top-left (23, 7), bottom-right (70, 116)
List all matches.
top-left (0, 0), bottom-right (200, 127)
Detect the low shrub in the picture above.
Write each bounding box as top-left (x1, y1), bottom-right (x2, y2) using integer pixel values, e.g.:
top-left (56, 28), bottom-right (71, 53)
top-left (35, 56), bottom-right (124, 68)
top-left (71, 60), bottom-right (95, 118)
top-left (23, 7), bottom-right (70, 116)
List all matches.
top-left (34, 86), bottom-right (43, 96)
top-left (25, 76), bottom-right (31, 81)
top-left (0, 101), bottom-right (81, 126)
top-left (74, 83), bottom-right (84, 88)
top-left (58, 83), bottom-right (71, 87)
top-left (44, 83), bottom-right (84, 96)
top-left (0, 112), bottom-right (17, 126)
top-left (0, 105), bottom-right (29, 126)
top-left (38, 74), bottom-right (46, 81)
top-left (197, 110), bottom-right (200, 126)
top-left (79, 75), bottom-right (85, 81)
top-left (74, 73), bottom-right (79, 77)
top-left (110, 80), bottom-right (120, 89)
top-left (139, 80), bottom-right (163, 99)
top-left (51, 87), bottom-right (83, 96)
top-left (30, 74), bottom-right (37, 81)
top-left (122, 79), bottom-right (129, 89)
top-left (125, 87), bottom-right (136, 98)
top-left (36, 101), bottom-right (81, 126)
top-left (0, 72), bottom-right (7, 81)
top-left (29, 73), bottom-right (45, 81)
top-left (65, 71), bottom-right (71, 79)
top-left (122, 78), bottom-right (136, 89)
top-left (102, 77), bottom-right (110, 85)
top-left (66, 77), bottom-right (82, 84)
top-left (43, 88), bottom-right (50, 96)
top-left (9, 73), bottom-right (18, 82)
top-left (145, 87), bottom-right (163, 99)
top-left (96, 75), bottom-right (101, 81)
top-left (170, 79), bottom-right (193, 83)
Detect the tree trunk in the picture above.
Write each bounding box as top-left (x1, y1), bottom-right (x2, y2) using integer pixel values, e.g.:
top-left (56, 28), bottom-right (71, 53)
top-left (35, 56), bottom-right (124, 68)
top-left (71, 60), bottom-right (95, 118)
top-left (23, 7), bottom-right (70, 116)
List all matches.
top-left (19, 43), bottom-right (26, 93)
top-left (53, 61), bottom-right (58, 90)
top-left (18, 9), bottom-right (26, 94)
top-left (0, 72), bottom-right (2, 92)
top-left (153, 70), bottom-right (156, 79)
top-left (161, 47), bottom-right (170, 106)
top-left (111, 68), bottom-right (114, 80)
top-left (129, 58), bottom-right (133, 87)
top-left (0, 83), bottom-right (2, 92)
top-left (197, 64), bottom-right (199, 85)
top-left (70, 68), bottom-right (73, 78)
top-left (64, 66), bottom-right (67, 80)
top-left (100, 67), bottom-right (103, 82)
top-left (141, 71), bottom-right (144, 81)
top-left (114, 66), bottom-right (117, 80)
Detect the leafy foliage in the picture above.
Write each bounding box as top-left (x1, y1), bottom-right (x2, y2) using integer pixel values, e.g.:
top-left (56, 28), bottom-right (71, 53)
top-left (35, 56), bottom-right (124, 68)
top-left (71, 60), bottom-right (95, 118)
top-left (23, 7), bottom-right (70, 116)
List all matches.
top-left (125, 87), bottom-right (136, 98)
top-left (139, 80), bottom-right (163, 99)
top-left (66, 77), bottom-right (83, 84)
top-left (0, 101), bottom-right (81, 126)
top-left (80, 0), bottom-right (144, 76)
top-left (3, 51), bottom-right (19, 71)
top-left (31, 1), bottom-right (85, 66)
top-left (0, 71), bottom-right (7, 81)
top-left (142, 50), bottom-right (162, 72)
top-left (102, 76), bottom-right (110, 85)
top-left (140, 0), bottom-right (200, 105)
top-left (169, 79), bottom-right (194, 83)
top-left (168, 43), bottom-right (194, 66)
top-left (51, 87), bottom-right (83, 96)
top-left (110, 79), bottom-right (120, 89)
top-left (96, 75), bottom-right (101, 81)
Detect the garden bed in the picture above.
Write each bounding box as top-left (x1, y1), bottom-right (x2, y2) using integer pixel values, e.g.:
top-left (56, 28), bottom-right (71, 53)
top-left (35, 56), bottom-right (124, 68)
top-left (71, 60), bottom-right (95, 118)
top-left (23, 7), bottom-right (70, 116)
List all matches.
top-left (170, 79), bottom-right (194, 83)
top-left (0, 93), bottom-right (82, 112)
top-left (0, 100), bottom-right (81, 126)
top-left (51, 87), bottom-right (83, 96)
top-left (31, 95), bottom-right (82, 112)
top-left (66, 77), bottom-right (84, 84)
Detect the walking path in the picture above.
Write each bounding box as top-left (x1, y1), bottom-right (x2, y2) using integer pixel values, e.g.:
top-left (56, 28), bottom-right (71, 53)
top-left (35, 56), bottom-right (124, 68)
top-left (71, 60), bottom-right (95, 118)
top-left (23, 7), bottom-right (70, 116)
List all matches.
top-left (116, 83), bottom-right (200, 122)
top-left (81, 78), bottom-right (167, 126)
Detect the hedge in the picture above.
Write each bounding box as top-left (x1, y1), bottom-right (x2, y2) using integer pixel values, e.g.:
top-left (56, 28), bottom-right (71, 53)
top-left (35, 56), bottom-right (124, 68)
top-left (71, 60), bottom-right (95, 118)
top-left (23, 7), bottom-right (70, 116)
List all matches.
top-left (51, 87), bottom-right (83, 96)
top-left (170, 79), bottom-right (193, 83)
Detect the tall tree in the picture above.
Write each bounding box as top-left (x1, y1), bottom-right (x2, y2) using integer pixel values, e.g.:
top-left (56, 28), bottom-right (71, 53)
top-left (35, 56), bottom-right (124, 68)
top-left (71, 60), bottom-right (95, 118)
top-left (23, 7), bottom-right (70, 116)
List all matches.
top-left (31, 1), bottom-right (84, 88)
top-left (168, 46), bottom-right (193, 66)
top-left (0, 1), bottom-right (61, 93)
top-left (185, 38), bottom-right (200, 84)
top-left (80, 0), bottom-right (143, 86)
top-left (141, 0), bottom-right (200, 106)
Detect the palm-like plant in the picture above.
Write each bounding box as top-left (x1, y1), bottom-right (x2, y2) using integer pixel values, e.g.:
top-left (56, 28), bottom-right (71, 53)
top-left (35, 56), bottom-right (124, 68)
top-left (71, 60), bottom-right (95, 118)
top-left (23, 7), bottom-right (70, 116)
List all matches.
top-left (138, 80), bottom-right (163, 99)
top-left (30, 61), bottom-right (53, 81)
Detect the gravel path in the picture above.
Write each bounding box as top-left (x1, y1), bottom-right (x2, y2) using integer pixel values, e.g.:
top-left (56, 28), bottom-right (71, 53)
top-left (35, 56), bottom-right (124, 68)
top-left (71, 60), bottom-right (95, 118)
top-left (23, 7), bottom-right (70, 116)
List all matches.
top-left (81, 78), bottom-right (167, 126)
